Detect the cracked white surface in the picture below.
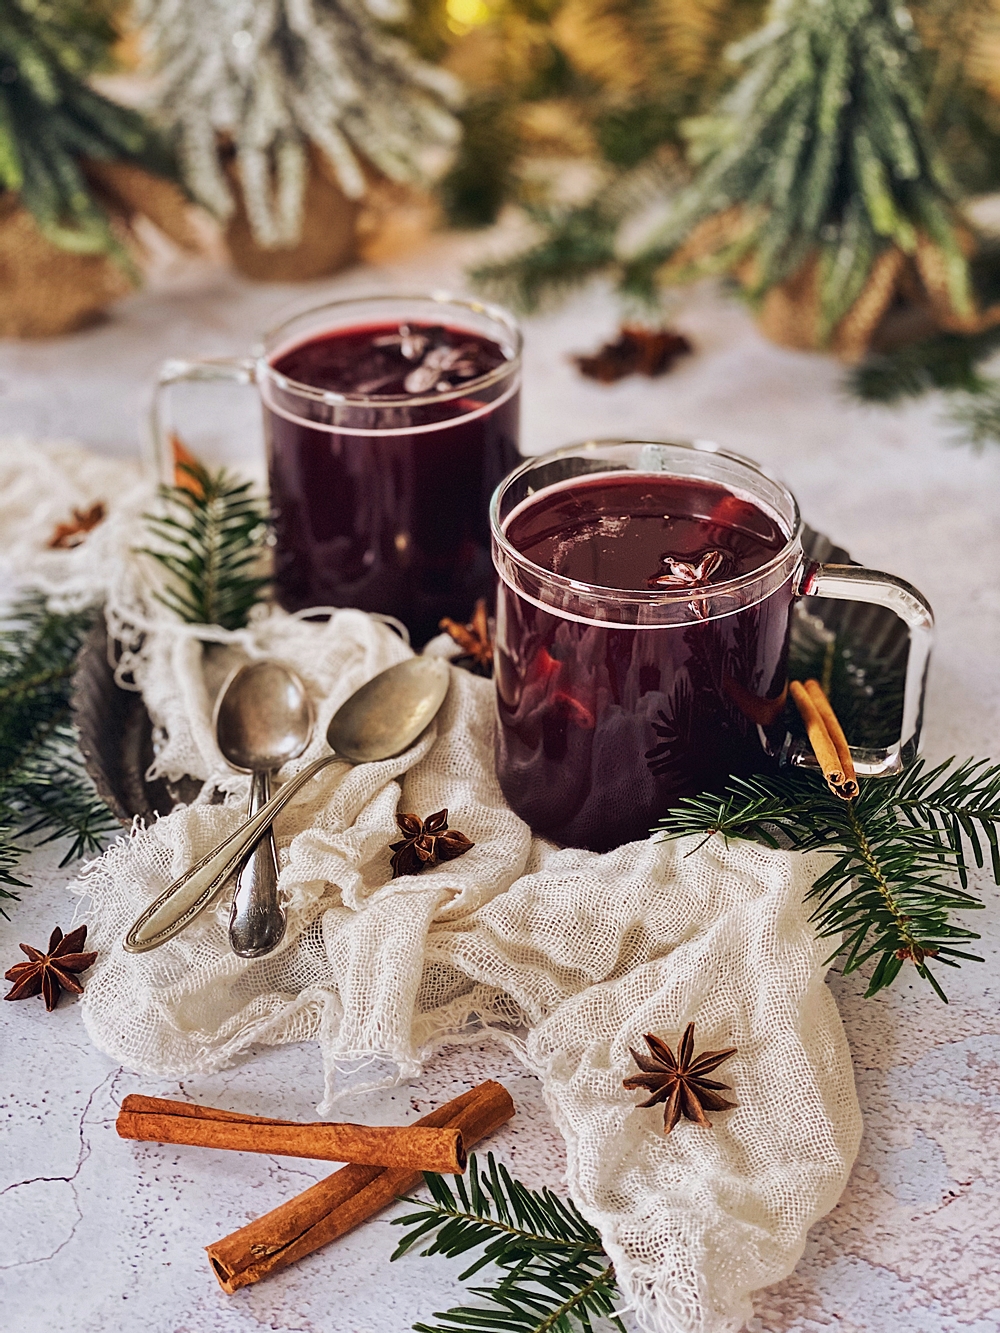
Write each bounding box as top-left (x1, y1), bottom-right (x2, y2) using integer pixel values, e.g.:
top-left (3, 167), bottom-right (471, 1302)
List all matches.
top-left (1, 229), bottom-right (1000, 1332)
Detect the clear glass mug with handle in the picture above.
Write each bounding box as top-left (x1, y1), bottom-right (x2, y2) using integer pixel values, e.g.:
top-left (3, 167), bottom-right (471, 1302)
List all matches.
top-left (150, 292), bottom-right (522, 646)
top-left (490, 439), bottom-right (933, 853)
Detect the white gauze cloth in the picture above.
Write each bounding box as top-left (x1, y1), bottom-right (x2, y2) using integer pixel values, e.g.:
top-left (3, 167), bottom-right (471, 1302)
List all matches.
top-left (77, 605), bottom-right (862, 1333)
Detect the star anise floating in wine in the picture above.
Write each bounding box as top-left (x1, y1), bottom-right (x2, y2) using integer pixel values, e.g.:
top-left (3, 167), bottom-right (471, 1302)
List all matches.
top-left (389, 809), bottom-right (475, 879)
top-left (439, 598), bottom-right (494, 677)
top-left (4, 924), bottom-right (98, 1011)
top-left (624, 1024), bottom-right (737, 1134)
top-left (649, 550), bottom-right (725, 620)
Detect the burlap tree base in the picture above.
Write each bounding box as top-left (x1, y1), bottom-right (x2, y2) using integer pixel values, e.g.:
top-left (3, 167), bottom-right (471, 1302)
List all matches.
top-left (1, 163), bottom-right (198, 339)
top-left (0, 194), bottom-right (132, 339)
top-left (756, 241), bottom-right (1000, 362)
top-left (660, 208), bottom-right (1000, 362)
top-left (224, 147), bottom-right (359, 282)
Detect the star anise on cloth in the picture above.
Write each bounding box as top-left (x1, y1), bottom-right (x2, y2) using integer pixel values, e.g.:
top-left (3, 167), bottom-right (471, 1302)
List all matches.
top-left (439, 599), bottom-right (493, 676)
top-left (48, 502), bottom-right (106, 549)
top-left (4, 925), bottom-right (98, 1011)
top-left (624, 1024), bottom-right (738, 1134)
top-left (648, 550), bottom-right (725, 620)
top-left (389, 809), bottom-right (475, 879)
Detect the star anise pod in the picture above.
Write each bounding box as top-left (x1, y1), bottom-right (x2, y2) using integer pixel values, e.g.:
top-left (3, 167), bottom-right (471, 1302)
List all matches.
top-left (624, 1024), bottom-right (737, 1134)
top-left (389, 809), bottom-right (474, 879)
top-left (649, 550), bottom-right (725, 620)
top-left (573, 326), bottom-right (693, 383)
top-left (4, 925), bottom-right (98, 1011)
top-left (439, 599), bottom-right (493, 677)
top-left (48, 501), bottom-right (106, 549)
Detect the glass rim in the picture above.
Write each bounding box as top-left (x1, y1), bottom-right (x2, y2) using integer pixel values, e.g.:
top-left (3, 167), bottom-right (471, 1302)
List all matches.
top-left (490, 439), bottom-right (804, 610)
top-left (255, 291), bottom-right (523, 410)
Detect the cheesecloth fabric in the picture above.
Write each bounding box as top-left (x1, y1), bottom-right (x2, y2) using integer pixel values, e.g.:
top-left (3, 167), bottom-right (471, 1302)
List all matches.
top-left (74, 603), bottom-right (862, 1333)
top-left (4, 438), bottom-right (862, 1333)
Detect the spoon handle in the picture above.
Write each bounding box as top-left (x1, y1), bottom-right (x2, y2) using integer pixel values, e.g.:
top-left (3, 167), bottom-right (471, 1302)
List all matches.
top-left (123, 753), bottom-right (339, 953)
top-left (228, 771), bottom-right (286, 958)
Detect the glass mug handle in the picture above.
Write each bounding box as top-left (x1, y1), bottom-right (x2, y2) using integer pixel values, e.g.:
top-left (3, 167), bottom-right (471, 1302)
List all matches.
top-left (149, 356), bottom-right (257, 483)
top-left (789, 561), bottom-right (935, 778)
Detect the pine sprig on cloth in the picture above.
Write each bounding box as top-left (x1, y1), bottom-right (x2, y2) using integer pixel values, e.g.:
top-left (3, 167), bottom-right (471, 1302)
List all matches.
top-left (0, 595), bottom-right (117, 914)
top-left (654, 758), bottom-right (1000, 1000)
top-left (139, 461), bottom-right (270, 631)
top-left (391, 1153), bottom-right (623, 1333)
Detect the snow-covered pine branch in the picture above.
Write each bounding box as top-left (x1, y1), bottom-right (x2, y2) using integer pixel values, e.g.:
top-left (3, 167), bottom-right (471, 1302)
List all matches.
top-left (138, 0), bottom-right (462, 247)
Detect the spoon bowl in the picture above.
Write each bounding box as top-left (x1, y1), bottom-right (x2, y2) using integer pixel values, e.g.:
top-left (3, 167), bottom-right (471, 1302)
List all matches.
top-left (326, 656), bottom-right (451, 764)
top-left (215, 661), bottom-right (314, 773)
top-left (215, 661), bottom-right (314, 959)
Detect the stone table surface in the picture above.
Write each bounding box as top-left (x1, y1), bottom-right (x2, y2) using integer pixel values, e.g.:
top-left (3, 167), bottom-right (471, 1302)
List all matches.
top-left (1, 229), bottom-right (999, 1333)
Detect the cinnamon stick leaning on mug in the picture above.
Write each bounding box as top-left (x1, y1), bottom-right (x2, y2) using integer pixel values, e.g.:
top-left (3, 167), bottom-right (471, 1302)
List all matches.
top-left (116, 1094), bottom-right (467, 1173)
top-left (206, 1079), bottom-right (515, 1293)
top-left (789, 678), bottom-right (859, 800)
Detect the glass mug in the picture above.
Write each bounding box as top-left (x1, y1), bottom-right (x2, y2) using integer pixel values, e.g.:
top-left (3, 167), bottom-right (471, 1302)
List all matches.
top-left (491, 440), bottom-right (934, 853)
top-left (152, 293), bottom-right (522, 646)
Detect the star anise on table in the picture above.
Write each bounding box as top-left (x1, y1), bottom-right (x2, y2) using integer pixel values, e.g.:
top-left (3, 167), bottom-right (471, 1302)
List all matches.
top-left (4, 925), bottom-right (98, 1011)
top-left (389, 809), bottom-right (475, 879)
top-left (573, 326), bottom-right (693, 383)
top-left (624, 1024), bottom-right (737, 1134)
top-left (649, 550), bottom-right (725, 620)
top-left (439, 599), bottom-right (493, 677)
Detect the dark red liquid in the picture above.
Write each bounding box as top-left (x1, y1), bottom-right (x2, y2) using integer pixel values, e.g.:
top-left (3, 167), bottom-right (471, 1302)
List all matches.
top-left (495, 474), bottom-right (793, 851)
top-left (266, 321), bottom-right (520, 644)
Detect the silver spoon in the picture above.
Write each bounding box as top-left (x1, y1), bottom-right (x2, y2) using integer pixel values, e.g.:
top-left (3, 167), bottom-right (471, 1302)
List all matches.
top-left (123, 656), bottom-right (451, 954)
top-left (215, 661), bottom-right (313, 959)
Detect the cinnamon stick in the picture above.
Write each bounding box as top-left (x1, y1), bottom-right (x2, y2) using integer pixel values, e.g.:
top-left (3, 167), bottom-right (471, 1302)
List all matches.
top-left (205, 1079), bottom-right (515, 1293)
top-left (803, 678), bottom-right (859, 798)
top-left (789, 679), bottom-right (858, 800)
top-left (116, 1094), bottom-right (466, 1173)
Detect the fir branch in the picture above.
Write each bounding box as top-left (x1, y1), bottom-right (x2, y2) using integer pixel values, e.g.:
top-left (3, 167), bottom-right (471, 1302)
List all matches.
top-left (392, 1153), bottom-right (624, 1333)
top-left (945, 383), bottom-right (1000, 449)
top-left (0, 595), bottom-right (116, 912)
top-left (653, 758), bottom-right (1000, 1000)
top-left (845, 327), bottom-right (1000, 403)
top-left (139, 461), bottom-right (270, 631)
top-left (471, 200), bottom-right (621, 315)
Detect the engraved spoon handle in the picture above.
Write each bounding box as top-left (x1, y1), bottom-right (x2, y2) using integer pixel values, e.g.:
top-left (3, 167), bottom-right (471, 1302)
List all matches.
top-left (123, 753), bottom-right (339, 953)
top-left (228, 770), bottom-right (286, 958)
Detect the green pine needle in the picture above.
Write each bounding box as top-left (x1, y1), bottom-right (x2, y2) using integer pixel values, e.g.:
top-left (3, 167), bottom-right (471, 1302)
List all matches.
top-left (471, 201), bottom-right (622, 315)
top-left (392, 1153), bottom-right (624, 1333)
top-left (139, 461), bottom-right (270, 632)
top-left (653, 757), bottom-right (1000, 1000)
top-left (946, 382), bottom-right (1000, 449)
top-left (0, 594), bottom-right (117, 913)
top-left (845, 327), bottom-right (1000, 403)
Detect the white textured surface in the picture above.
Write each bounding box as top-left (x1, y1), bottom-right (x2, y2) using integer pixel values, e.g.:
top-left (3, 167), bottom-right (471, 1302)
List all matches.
top-left (2, 230), bottom-right (1000, 1332)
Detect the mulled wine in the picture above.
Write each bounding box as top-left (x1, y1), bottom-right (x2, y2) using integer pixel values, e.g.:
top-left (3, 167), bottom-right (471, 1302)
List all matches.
top-left (263, 299), bottom-right (521, 645)
top-left (493, 464), bottom-right (795, 852)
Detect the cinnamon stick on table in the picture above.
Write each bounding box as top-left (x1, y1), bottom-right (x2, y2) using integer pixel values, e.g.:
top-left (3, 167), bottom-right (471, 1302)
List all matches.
top-left (116, 1094), bottom-right (467, 1173)
top-left (206, 1079), bottom-right (515, 1293)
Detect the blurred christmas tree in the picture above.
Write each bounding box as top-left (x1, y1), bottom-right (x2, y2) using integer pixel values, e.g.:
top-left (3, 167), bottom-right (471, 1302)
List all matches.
top-left (405, 0), bottom-right (767, 228)
top-left (0, 0), bottom-right (193, 335)
top-left (474, 0), bottom-right (1000, 362)
top-left (138, 0), bottom-right (461, 274)
top-left (0, 0), bottom-right (180, 258)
